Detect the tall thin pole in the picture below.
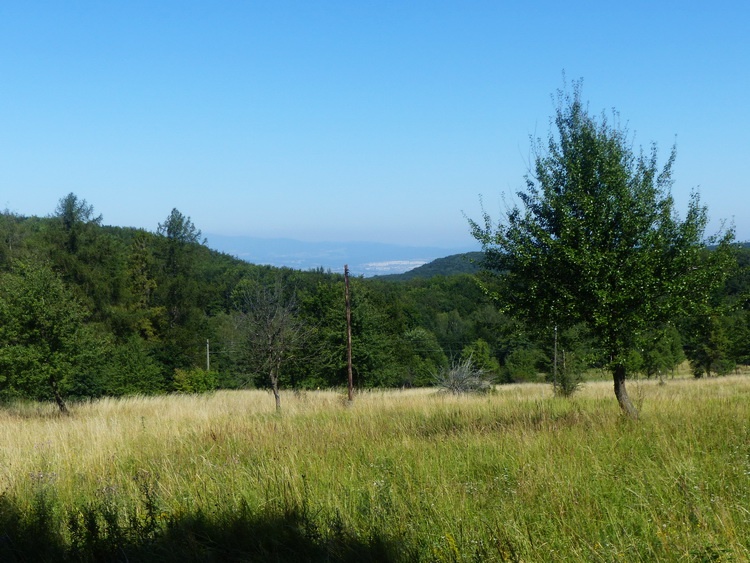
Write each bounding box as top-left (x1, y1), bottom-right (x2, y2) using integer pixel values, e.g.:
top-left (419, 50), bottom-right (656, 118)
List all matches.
top-left (206, 339), bottom-right (210, 372)
top-left (553, 325), bottom-right (558, 392)
top-left (345, 265), bottom-right (354, 402)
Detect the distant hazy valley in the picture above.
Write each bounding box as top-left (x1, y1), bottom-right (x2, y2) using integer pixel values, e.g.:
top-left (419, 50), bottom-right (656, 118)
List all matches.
top-left (205, 234), bottom-right (479, 276)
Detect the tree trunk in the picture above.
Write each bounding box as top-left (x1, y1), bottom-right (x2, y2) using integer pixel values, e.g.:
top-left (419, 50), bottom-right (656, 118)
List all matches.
top-left (50, 378), bottom-right (69, 415)
top-left (613, 364), bottom-right (638, 419)
top-left (271, 370), bottom-right (281, 412)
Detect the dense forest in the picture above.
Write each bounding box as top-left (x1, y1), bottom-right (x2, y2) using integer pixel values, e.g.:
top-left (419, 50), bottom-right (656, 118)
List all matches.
top-left (1, 194), bottom-right (749, 408)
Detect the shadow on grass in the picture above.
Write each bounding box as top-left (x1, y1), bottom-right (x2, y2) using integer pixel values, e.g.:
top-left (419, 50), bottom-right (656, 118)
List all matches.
top-left (0, 493), bottom-right (405, 562)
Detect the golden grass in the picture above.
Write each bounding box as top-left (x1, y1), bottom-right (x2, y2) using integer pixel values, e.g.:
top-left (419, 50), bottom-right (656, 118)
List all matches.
top-left (1, 376), bottom-right (749, 560)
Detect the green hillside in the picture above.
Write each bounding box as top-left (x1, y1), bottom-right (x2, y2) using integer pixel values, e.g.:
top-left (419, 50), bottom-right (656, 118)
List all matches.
top-left (1, 193), bottom-right (750, 413)
top-left (376, 251), bottom-right (483, 280)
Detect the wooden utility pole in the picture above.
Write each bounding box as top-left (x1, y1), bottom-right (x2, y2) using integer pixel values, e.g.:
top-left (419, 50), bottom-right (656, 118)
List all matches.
top-left (206, 339), bottom-right (210, 372)
top-left (345, 265), bottom-right (354, 402)
top-left (553, 325), bottom-right (558, 392)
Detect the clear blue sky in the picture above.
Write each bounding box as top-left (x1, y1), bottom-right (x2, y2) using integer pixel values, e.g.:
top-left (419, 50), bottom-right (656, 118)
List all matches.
top-left (1, 1), bottom-right (748, 247)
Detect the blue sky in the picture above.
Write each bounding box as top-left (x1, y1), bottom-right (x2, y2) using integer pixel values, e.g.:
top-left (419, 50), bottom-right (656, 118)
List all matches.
top-left (0, 1), bottom-right (748, 248)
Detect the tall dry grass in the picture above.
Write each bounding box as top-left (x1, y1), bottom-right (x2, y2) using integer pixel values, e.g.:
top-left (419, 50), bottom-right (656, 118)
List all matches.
top-left (0, 377), bottom-right (748, 560)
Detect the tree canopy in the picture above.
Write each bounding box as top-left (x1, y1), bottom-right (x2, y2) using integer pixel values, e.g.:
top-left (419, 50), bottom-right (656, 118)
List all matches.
top-left (469, 81), bottom-right (735, 417)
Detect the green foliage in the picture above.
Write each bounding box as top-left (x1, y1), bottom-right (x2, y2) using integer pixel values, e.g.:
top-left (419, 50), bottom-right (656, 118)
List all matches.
top-left (686, 314), bottom-right (735, 378)
top-left (0, 264), bottom-right (113, 409)
top-left (503, 347), bottom-right (546, 383)
top-left (638, 325), bottom-right (685, 379)
top-left (551, 349), bottom-right (585, 397)
top-left (469, 79), bottom-right (735, 415)
top-left (0, 209), bottom-right (27, 266)
top-left (547, 324), bottom-right (595, 396)
top-left (460, 338), bottom-right (500, 377)
top-left (376, 252), bottom-right (483, 281)
top-left (53, 192), bottom-right (102, 254)
top-left (101, 337), bottom-right (166, 396)
top-left (398, 327), bottom-right (448, 386)
top-left (172, 367), bottom-right (218, 394)
top-left (0, 189), bottom-right (747, 406)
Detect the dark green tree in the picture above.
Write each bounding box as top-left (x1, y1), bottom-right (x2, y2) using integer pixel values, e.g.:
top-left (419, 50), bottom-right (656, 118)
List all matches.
top-left (157, 208), bottom-right (205, 277)
top-left (122, 231), bottom-right (164, 340)
top-left (0, 264), bottom-right (100, 412)
top-left (0, 210), bottom-right (27, 267)
top-left (398, 327), bottom-right (448, 386)
top-left (639, 325), bottom-right (684, 381)
top-left (460, 338), bottom-right (500, 377)
top-left (100, 336), bottom-right (166, 396)
top-left (469, 81), bottom-right (734, 417)
top-left (154, 209), bottom-right (207, 370)
top-left (53, 193), bottom-right (102, 254)
top-left (685, 313), bottom-right (735, 378)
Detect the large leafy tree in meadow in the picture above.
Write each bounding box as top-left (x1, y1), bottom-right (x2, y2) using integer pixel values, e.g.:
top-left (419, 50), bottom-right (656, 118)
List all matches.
top-left (469, 81), bottom-right (734, 418)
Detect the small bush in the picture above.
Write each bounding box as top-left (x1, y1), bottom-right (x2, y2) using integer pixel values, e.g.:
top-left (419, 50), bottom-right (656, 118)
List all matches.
top-left (172, 368), bottom-right (218, 394)
top-left (433, 358), bottom-right (493, 395)
top-left (502, 347), bottom-right (547, 383)
top-left (550, 350), bottom-right (583, 397)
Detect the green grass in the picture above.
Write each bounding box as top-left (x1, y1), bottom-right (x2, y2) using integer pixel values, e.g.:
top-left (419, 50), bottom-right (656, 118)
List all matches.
top-left (0, 377), bottom-right (749, 561)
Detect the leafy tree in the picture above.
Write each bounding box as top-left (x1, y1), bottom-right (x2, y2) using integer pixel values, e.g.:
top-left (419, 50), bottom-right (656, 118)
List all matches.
top-left (121, 231), bottom-right (164, 340)
top-left (398, 327), bottom-right (448, 386)
top-left (158, 208), bottom-right (204, 253)
top-left (0, 210), bottom-right (27, 266)
top-left (48, 194), bottom-right (126, 318)
top-left (502, 347), bottom-right (547, 383)
top-left (460, 338), bottom-right (500, 378)
top-left (156, 209), bottom-right (204, 318)
top-left (686, 313), bottom-right (735, 377)
top-left (172, 367), bottom-right (218, 394)
top-left (726, 310), bottom-right (750, 368)
top-left (639, 325), bottom-right (684, 381)
top-left (469, 81), bottom-right (734, 417)
top-left (0, 264), bottom-right (98, 412)
top-left (547, 323), bottom-right (596, 395)
top-left (100, 336), bottom-right (166, 396)
top-left (297, 278), bottom-right (348, 388)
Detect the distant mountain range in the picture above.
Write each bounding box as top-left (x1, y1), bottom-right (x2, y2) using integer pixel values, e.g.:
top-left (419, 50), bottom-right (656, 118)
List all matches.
top-left (205, 234), bottom-right (479, 276)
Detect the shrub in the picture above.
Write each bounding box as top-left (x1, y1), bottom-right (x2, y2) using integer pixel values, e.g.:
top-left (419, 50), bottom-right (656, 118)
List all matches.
top-left (502, 348), bottom-right (547, 383)
top-left (433, 357), bottom-right (493, 395)
top-left (172, 368), bottom-right (218, 394)
top-left (550, 349), bottom-right (584, 397)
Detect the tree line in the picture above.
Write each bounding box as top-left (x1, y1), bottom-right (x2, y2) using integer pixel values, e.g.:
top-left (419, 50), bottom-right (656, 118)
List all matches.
top-left (0, 197), bottom-right (519, 410)
top-left (1, 192), bottom-right (748, 413)
top-left (2, 80), bottom-right (746, 417)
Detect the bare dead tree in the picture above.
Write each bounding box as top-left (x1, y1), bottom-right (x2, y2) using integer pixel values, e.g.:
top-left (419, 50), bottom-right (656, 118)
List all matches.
top-left (231, 273), bottom-right (309, 412)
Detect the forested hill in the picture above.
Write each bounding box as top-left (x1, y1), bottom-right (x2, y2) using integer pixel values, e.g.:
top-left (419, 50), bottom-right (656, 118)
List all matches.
top-left (2, 195), bottom-right (750, 412)
top-left (0, 195), bottom-right (515, 407)
top-left (376, 252), bottom-right (483, 280)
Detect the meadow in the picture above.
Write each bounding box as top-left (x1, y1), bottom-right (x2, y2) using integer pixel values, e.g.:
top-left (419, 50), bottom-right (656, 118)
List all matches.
top-left (1, 376), bottom-right (749, 562)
